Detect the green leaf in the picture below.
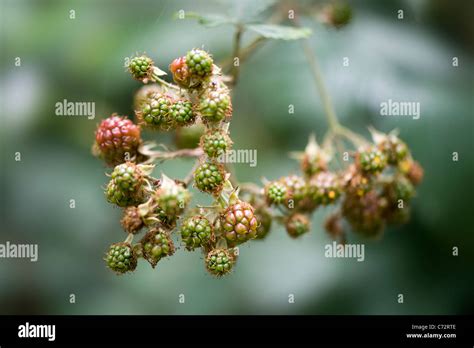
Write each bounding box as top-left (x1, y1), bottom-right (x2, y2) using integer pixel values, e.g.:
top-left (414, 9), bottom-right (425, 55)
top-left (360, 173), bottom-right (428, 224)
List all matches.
top-left (246, 24), bottom-right (312, 40)
top-left (174, 11), bottom-right (235, 28)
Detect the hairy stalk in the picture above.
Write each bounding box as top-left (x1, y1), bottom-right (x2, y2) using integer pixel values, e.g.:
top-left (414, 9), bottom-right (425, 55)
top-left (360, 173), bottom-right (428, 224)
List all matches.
top-left (140, 146), bottom-right (203, 161)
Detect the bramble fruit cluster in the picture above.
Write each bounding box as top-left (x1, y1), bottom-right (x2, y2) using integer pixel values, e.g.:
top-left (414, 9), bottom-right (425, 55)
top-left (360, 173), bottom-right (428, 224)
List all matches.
top-left (93, 41), bottom-right (423, 277)
top-left (254, 128), bottom-right (423, 241)
top-left (94, 49), bottom-right (259, 276)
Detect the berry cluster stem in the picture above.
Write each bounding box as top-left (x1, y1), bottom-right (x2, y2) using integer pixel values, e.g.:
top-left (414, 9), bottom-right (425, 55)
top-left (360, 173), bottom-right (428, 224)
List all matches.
top-left (297, 19), bottom-right (368, 149)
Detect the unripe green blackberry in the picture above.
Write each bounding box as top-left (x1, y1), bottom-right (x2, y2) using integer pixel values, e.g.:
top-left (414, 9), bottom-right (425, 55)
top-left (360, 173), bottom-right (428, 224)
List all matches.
top-left (264, 181), bottom-right (288, 206)
top-left (356, 147), bottom-right (387, 174)
top-left (199, 88), bottom-right (232, 123)
top-left (121, 207), bottom-right (144, 234)
top-left (205, 248), bottom-right (235, 277)
top-left (174, 122), bottom-right (206, 149)
top-left (170, 99), bottom-right (195, 127)
top-left (128, 55), bottom-right (154, 81)
top-left (154, 175), bottom-right (191, 218)
top-left (133, 84), bottom-right (162, 110)
top-left (186, 49), bottom-right (213, 77)
top-left (324, 213), bottom-right (344, 241)
top-left (385, 204), bottom-right (411, 225)
top-left (105, 242), bottom-right (137, 274)
top-left (106, 162), bottom-right (145, 207)
top-left (301, 152), bottom-right (327, 177)
top-left (221, 201), bottom-right (258, 247)
top-left (180, 215), bottom-right (213, 250)
top-left (285, 214), bottom-right (311, 238)
top-left (308, 171), bottom-right (341, 205)
top-left (135, 92), bottom-right (174, 130)
top-left (255, 207), bottom-right (272, 240)
top-left (169, 56), bottom-right (192, 88)
top-left (200, 129), bottom-right (232, 158)
top-left (194, 161), bottom-right (226, 195)
top-left (94, 114), bottom-right (142, 167)
top-left (141, 229), bottom-right (175, 268)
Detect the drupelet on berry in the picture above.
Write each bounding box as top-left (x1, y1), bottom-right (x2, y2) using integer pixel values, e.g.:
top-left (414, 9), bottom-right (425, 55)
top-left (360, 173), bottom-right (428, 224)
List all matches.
top-left (135, 92), bottom-right (174, 130)
top-left (94, 115), bottom-right (142, 167)
top-left (205, 248), bottom-right (235, 277)
top-left (106, 162), bottom-right (146, 207)
top-left (194, 161), bottom-right (226, 195)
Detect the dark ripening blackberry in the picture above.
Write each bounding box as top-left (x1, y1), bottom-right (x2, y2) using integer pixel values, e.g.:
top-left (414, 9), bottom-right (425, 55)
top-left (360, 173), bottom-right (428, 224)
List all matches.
top-left (94, 115), bottom-right (142, 167)
top-left (342, 191), bottom-right (386, 239)
top-left (105, 242), bottom-right (137, 274)
top-left (180, 215), bottom-right (213, 250)
top-left (193, 161), bottom-right (226, 195)
top-left (221, 201), bottom-right (258, 247)
top-left (205, 248), bottom-right (235, 277)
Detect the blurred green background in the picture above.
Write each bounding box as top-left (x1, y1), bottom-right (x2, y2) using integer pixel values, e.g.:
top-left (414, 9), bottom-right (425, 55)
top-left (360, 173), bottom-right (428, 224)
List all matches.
top-left (1, 0), bottom-right (473, 315)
